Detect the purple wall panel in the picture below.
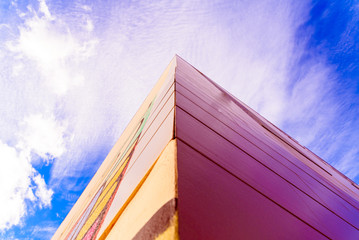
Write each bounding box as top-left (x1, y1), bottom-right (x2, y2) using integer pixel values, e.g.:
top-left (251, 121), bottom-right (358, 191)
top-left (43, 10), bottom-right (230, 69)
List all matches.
top-left (177, 140), bottom-right (328, 240)
top-left (175, 69), bottom-right (359, 210)
top-left (176, 89), bottom-right (359, 218)
top-left (175, 107), bottom-right (359, 239)
top-left (174, 56), bottom-right (359, 239)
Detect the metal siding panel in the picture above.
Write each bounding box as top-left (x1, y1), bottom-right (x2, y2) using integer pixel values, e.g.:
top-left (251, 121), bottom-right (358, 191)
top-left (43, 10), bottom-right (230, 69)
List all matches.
top-left (176, 89), bottom-right (359, 220)
top-left (177, 140), bottom-right (328, 240)
top-left (175, 76), bottom-right (359, 209)
top-left (176, 107), bottom-right (359, 239)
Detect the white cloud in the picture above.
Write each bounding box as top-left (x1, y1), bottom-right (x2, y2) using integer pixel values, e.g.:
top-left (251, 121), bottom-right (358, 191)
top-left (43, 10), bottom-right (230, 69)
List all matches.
top-left (7, 0), bottom-right (97, 95)
top-left (33, 174), bottom-right (54, 208)
top-left (38, 0), bottom-right (54, 21)
top-left (85, 19), bottom-right (94, 32)
top-left (18, 114), bottom-right (67, 162)
top-left (0, 142), bottom-right (31, 230)
top-left (0, 141), bottom-right (53, 230)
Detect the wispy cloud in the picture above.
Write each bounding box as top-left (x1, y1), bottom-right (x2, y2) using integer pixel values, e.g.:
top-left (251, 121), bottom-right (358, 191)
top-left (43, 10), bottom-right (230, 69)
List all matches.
top-left (334, 148), bottom-right (359, 180)
top-left (29, 223), bottom-right (58, 240)
top-left (7, 3), bottom-right (96, 95)
top-left (18, 114), bottom-right (67, 161)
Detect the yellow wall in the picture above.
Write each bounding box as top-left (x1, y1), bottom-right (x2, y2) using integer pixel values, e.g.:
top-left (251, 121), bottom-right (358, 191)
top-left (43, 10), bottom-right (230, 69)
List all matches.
top-left (102, 139), bottom-right (178, 239)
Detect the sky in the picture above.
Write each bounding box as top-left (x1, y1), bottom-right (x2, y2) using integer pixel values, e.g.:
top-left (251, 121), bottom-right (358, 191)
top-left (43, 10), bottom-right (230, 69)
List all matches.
top-left (0, 0), bottom-right (358, 239)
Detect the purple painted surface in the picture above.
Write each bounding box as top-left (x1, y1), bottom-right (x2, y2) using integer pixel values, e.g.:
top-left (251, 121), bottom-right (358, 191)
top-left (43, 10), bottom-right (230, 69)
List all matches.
top-left (176, 107), bottom-right (359, 239)
top-left (176, 81), bottom-right (359, 207)
top-left (174, 56), bottom-right (359, 239)
top-left (176, 89), bottom-right (359, 221)
top-left (177, 140), bottom-right (329, 240)
top-left (175, 57), bottom-right (359, 203)
top-left (175, 72), bottom-right (359, 207)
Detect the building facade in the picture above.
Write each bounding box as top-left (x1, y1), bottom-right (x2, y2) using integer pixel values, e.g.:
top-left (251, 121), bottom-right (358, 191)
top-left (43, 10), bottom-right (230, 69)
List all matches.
top-left (53, 56), bottom-right (359, 240)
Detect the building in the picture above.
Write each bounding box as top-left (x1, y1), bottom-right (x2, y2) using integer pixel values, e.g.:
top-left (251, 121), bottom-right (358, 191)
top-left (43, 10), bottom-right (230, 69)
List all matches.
top-left (53, 55), bottom-right (359, 240)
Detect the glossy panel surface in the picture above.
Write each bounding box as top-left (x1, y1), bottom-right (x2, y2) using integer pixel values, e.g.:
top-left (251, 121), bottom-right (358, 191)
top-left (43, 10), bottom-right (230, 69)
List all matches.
top-left (175, 56), bottom-right (359, 239)
top-left (177, 140), bottom-right (328, 240)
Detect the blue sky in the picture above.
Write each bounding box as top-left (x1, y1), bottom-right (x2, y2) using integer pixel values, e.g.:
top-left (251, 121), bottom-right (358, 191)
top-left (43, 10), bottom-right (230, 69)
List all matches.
top-left (0, 0), bottom-right (358, 239)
